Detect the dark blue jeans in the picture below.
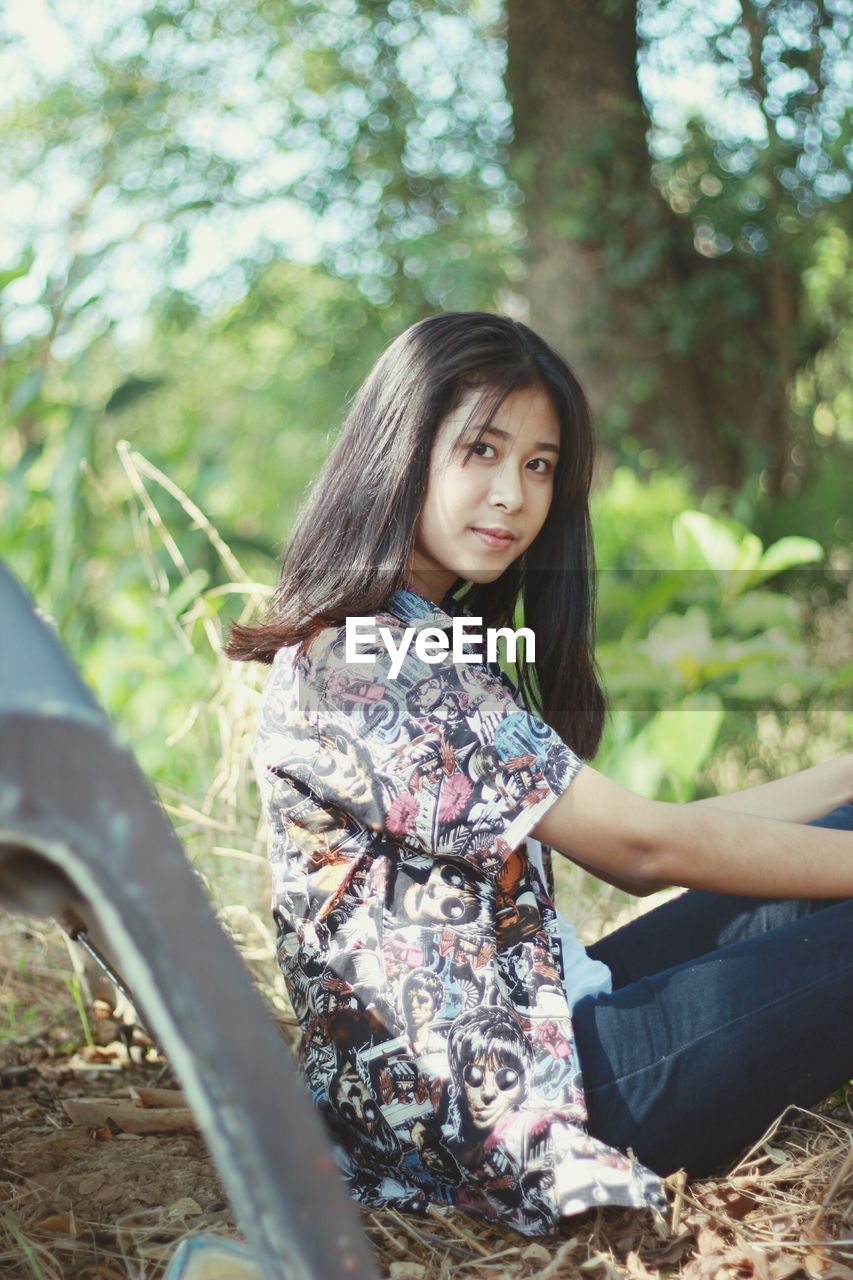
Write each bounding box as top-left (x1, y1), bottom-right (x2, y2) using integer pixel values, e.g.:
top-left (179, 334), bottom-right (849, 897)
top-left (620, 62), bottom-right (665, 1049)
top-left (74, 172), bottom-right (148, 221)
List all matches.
top-left (573, 804), bottom-right (853, 1179)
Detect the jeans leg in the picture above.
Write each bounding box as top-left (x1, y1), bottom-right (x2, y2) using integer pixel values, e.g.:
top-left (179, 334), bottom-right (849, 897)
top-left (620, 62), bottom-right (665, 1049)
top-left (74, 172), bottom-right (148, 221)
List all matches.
top-left (573, 896), bottom-right (853, 1178)
top-left (587, 803), bottom-right (853, 989)
top-left (809, 803), bottom-right (853, 830)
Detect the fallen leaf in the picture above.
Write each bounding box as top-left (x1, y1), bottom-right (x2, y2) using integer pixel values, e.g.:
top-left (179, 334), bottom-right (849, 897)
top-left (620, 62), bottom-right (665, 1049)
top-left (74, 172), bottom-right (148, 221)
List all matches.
top-left (642, 1232), bottom-right (695, 1269)
top-left (165, 1197), bottom-right (203, 1222)
top-left (579, 1254), bottom-right (624, 1280)
top-left (770, 1255), bottom-right (811, 1280)
top-left (35, 1214), bottom-right (76, 1236)
top-left (624, 1250), bottom-right (658, 1280)
top-left (698, 1185), bottom-right (760, 1220)
top-left (522, 1243), bottom-right (551, 1266)
top-left (694, 1223), bottom-right (729, 1256)
top-left (64, 1096), bottom-right (199, 1134)
top-left (129, 1084), bottom-right (190, 1109)
top-left (78, 1173), bottom-right (108, 1196)
top-left (88, 1125), bottom-right (115, 1141)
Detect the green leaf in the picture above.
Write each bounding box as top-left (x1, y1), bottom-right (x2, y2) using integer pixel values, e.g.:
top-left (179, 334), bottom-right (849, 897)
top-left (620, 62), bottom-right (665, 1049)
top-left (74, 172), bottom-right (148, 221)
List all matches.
top-left (646, 692), bottom-right (725, 780)
top-left (723, 591), bottom-right (802, 634)
top-left (104, 377), bottom-right (166, 414)
top-left (598, 642), bottom-right (680, 697)
top-left (724, 662), bottom-right (826, 700)
top-left (672, 511), bottom-right (744, 571)
top-left (600, 726), bottom-right (668, 796)
top-left (758, 536), bottom-right (824, 576)
top-left (642, 607), bottom-right (713, 665)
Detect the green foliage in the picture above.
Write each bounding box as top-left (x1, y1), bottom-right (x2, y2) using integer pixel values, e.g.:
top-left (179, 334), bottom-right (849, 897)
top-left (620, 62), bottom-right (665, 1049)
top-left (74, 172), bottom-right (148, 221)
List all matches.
top-left (589, 468), bottom-right (847, 803)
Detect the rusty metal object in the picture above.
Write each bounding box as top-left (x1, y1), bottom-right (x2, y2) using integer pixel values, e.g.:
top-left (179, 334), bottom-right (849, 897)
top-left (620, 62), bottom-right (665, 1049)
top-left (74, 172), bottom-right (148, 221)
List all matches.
top-left (0, 561), bottom-right (379, 1280)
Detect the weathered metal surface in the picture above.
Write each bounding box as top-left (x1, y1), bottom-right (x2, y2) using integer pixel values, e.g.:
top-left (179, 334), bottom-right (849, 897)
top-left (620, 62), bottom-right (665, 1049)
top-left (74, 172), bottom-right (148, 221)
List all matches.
top-left (0, 561), bottom-right (379, 1280)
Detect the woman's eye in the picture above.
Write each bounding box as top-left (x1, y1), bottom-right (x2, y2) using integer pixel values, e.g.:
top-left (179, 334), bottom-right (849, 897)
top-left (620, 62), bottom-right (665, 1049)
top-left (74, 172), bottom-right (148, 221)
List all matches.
top-left (528, 458), bottom-right (553, 475)
top-left (467, 441), bottom-right (496, 459)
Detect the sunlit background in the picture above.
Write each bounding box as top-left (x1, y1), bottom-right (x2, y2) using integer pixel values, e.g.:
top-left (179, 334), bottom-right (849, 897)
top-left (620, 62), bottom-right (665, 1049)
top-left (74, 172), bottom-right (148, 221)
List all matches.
top-left (1, 0), bottom-right (851, 857)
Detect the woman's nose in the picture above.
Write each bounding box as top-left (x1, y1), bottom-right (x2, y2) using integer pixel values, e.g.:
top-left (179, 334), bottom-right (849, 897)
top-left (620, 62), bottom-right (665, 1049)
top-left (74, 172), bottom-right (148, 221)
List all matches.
top-left (489, 463), bottom-right (524, 510)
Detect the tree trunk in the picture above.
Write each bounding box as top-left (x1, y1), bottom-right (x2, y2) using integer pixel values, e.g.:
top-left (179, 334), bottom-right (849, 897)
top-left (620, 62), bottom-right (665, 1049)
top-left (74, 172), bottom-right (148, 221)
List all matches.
top-left (504, 0), bottom-right (795, 494)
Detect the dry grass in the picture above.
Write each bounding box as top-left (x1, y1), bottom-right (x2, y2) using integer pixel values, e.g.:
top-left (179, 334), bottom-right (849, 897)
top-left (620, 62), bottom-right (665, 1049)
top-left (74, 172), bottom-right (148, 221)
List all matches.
top-left (3, 910), bottom-right (852, 1280)
top-left (3, 921), bottom-right (845, 1280)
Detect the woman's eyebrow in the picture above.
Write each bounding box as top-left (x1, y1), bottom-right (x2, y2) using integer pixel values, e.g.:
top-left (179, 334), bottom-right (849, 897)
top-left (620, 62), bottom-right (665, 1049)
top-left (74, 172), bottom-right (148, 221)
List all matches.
top-left (471, 424), bottom-right (560, 455)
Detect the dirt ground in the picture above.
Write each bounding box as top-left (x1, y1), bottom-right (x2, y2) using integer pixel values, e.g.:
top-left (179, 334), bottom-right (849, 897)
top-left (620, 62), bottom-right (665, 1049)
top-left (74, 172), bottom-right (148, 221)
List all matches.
top-left (3, 917), bottom-right (853, 1280)
top-left (1, 1072), bottom-right (233, 1276)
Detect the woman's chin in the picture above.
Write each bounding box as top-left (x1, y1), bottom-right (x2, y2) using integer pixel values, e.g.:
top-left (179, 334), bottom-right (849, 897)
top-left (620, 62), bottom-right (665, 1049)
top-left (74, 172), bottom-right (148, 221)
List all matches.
top-left (458, 566), bottom-right (506, 586)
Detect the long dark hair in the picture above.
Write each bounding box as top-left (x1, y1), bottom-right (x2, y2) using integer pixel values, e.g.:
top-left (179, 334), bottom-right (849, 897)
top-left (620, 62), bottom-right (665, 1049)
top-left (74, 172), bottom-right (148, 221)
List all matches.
top-left (224, 311), bottom-right (606, 757)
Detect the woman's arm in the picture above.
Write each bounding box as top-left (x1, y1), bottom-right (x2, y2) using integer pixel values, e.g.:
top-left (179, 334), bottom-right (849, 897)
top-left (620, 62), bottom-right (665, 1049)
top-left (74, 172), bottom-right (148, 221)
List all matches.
top-left (688, 754), bottom-right (853, 823)
top-left (531, 762), bottom-right (853, 899)
top-left (552, 850), bottom-right (673, 898)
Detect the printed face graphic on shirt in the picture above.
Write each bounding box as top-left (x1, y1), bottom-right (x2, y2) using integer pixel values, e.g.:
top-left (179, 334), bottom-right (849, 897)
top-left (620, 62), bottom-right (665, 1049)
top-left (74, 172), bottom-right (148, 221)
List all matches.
top-left (314, 723), bottom-right (383, 830)
top-left (407, 676), bottom-right (445, 717)
top-left (331, 1061), bottom-right (380, 1137)
top-left (408, 987), bottom-right (434, 1027)
top-left (447, 1006), bottom-right (532, 1141)
top-left (401, 967), bottom-right (444, 1038)
top-left (462, 1055), bottom-right (524, 1131)
top-left (401, 862), bottom-right (482, 926)
top-left (408, 383), bottom-right (561, 602)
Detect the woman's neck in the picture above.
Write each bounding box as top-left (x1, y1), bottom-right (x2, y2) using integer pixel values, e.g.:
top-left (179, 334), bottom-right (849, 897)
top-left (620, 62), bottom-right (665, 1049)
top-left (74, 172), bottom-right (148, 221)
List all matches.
top-left (405, 559), bottom-right (460, 603)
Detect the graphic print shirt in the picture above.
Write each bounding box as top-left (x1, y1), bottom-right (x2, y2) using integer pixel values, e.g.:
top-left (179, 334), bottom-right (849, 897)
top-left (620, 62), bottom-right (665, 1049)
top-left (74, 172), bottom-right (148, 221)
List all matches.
top-left (252, 587), bottom-right (668, 1235)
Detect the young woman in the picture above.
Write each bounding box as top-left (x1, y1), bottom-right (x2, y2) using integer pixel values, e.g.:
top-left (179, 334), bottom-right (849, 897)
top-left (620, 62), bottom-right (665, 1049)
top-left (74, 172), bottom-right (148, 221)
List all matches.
top-left (226, 311), bottom-right (853, 1236)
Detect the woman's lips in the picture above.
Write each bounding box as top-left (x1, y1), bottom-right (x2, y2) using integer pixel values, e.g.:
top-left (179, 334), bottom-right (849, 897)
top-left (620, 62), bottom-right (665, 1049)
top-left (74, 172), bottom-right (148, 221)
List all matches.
top-left (471, 528), bottom-right (515, 550)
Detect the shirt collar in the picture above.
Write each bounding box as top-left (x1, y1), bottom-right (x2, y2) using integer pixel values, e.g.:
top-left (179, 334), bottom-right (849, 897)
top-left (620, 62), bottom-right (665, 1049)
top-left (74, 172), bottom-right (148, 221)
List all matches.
top-left (382, 587), bottom-right (519, 697)
top-left (382, 587), bottom-right (466, 632)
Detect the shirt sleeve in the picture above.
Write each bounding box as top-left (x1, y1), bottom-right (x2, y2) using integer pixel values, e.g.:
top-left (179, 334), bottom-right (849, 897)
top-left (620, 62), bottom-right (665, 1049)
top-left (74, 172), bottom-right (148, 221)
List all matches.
top-left (311, 621), bottom-right (583, 881)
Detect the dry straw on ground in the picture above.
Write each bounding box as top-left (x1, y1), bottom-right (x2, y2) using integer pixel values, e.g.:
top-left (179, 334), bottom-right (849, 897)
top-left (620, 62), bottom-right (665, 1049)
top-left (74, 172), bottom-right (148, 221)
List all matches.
top-left (2, 911), bottom-right (852, 1280)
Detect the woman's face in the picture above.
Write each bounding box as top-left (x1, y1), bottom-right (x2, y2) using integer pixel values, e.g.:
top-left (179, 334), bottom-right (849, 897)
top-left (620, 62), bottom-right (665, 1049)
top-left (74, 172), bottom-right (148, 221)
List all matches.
top-left (408, 384), bottom-right (561, 604)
